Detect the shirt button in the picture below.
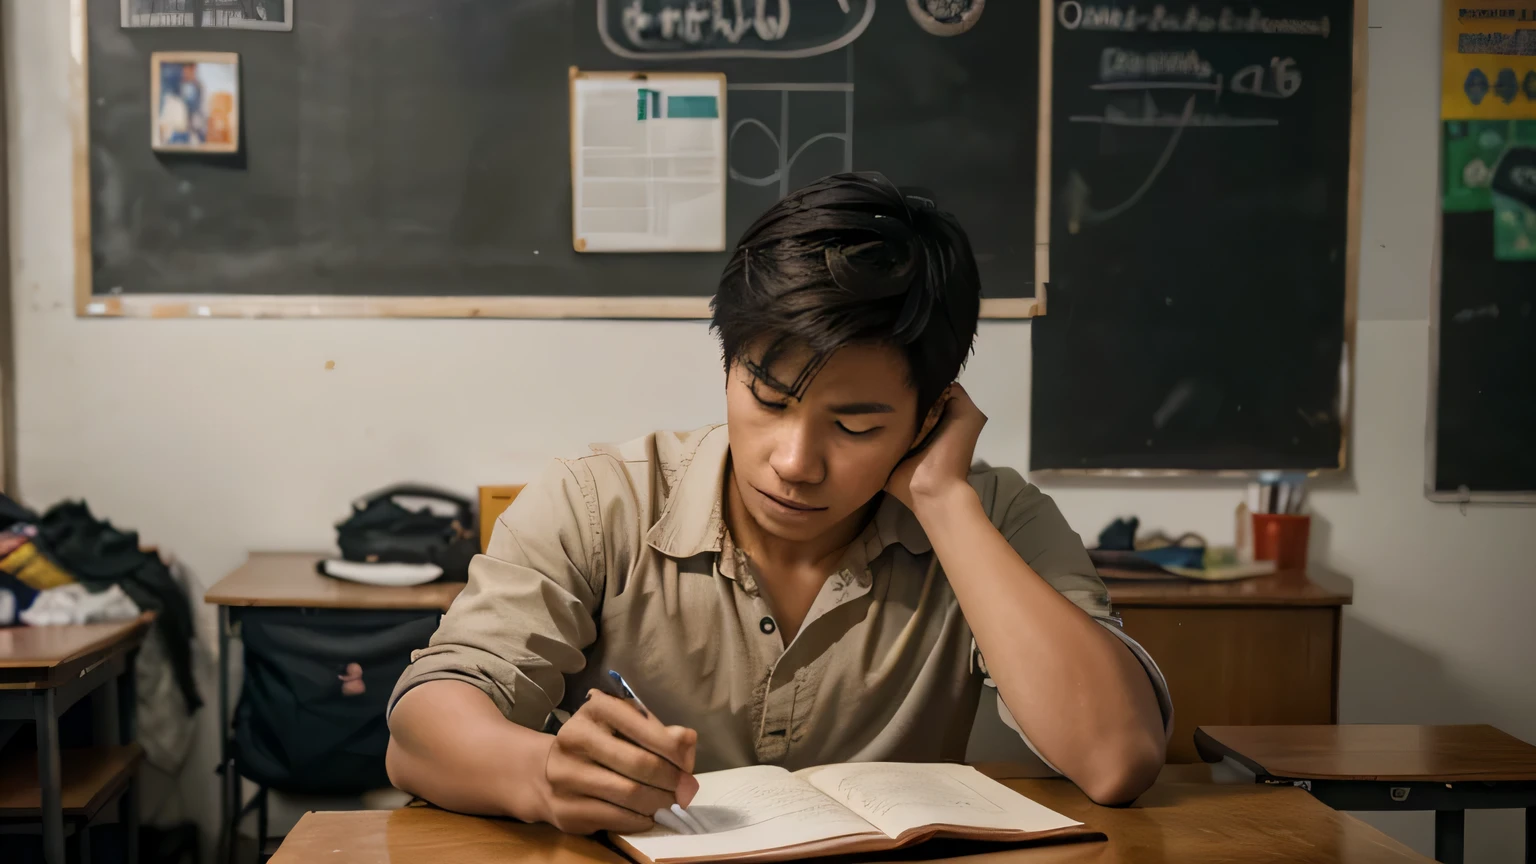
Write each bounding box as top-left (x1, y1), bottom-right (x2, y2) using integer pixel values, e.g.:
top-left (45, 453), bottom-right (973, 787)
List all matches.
top-left (760, 617), bottom-right (776, 635)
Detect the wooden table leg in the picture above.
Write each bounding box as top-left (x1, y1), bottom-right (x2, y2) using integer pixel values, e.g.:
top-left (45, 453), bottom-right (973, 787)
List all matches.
top-left (33, 688), bottom-right (64, 864)
top-left (219, 604), bottom-right (234, 864)
top-left (1524, 807), bottom-right (1532, 864)
top-left (1435, 809), bottom-right (1464, 864)
top-left (124, 775), bottom-right (141, 864)
top-left (124, 649), bottom-right (140, 864)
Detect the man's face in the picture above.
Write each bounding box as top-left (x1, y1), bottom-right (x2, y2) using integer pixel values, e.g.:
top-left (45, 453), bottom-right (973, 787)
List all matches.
top-left (725, 340), bottom-right (922, 543)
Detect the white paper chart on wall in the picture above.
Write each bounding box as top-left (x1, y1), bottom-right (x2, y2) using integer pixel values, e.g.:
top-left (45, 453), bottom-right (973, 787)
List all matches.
top-left (570, 72), bottom-right (728, 253)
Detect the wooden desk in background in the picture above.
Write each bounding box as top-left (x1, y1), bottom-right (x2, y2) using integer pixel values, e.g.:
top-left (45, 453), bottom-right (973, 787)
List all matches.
top-left (204, 552), bottom-right (464, 612)
top-left (205, 553), bottom-right (463, 862)
top-left (269, 770), bottom-right (1434, 864)
top-left (0, 616), bottom-right (151, 864)
top-left (1195, 724), bottom-right (1536, 864)
top-left (1104, 568), bottom-right (1353, 762)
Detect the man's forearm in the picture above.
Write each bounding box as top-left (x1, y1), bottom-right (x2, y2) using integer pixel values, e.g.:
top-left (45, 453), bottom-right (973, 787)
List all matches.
top-left (913, 487), bottom-right (1164, 804)
top-left (386, 680), bottom-right (554, 821)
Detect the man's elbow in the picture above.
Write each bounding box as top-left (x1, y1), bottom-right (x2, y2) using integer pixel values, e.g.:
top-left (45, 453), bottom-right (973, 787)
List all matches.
top-left (385, 735), bottom-right (413, 793)
top-left (1079, 731), bottom-right (1165, 806)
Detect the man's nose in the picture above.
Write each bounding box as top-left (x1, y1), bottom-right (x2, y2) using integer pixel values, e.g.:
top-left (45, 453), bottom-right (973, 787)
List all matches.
top-left (769, 421), bottom-right (825, 486)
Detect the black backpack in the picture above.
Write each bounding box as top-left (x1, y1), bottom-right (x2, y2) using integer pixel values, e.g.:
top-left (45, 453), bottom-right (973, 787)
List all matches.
top-left (329, 485), bottom-right (478, 581)
top-left (233, 606), bottom-right (440, 795)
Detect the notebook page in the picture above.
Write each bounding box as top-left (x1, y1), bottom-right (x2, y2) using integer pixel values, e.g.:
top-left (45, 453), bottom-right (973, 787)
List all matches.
top-left (618, 765), bottom-right (881, 862)
top-left (797, 762), bottom-right (1083, 840)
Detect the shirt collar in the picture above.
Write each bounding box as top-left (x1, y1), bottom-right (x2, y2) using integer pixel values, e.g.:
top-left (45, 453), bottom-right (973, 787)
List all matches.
top-left (644, 424), bottom-right (934, 562)
top-left (645, 425), bottom-right (732, 559)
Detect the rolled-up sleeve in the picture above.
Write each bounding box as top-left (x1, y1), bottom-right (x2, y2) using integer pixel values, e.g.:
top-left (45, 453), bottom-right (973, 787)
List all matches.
top-left (388, 458), bottom-right (604, 732)
top-left (972, 468), bottom-right (1174, 769)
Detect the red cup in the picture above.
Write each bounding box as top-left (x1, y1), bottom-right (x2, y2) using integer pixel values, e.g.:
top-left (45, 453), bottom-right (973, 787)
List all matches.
top-left (1252, 513), bottom-right (1310, 571)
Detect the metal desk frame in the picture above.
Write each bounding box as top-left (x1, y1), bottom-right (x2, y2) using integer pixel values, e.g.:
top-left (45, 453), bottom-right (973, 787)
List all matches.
top-left (0, 646), bottom-right (140, 864)
top-left (1253, 774), bottom-right (1535, 864)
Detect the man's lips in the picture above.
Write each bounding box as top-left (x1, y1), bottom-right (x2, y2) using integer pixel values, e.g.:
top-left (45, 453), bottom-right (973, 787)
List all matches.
top-left (755, 487), bottom-right (825, 511)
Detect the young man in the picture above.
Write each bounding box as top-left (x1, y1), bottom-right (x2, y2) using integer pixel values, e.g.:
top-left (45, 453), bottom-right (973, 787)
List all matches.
top-left (385, 173), bottom-right (1171, 835)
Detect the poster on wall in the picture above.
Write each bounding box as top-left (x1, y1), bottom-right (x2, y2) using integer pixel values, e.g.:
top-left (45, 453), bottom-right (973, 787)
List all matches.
top-left (1441, 1), bottom-right (1536, 259)
top-left (1429, 0), bottom-right (1536, 500)
top-left (569, 70), bottom-right (727, 253)
top-left (122, 0), bottom-right (293, 32)
top-left (150, 52), bottom-right (240, 154)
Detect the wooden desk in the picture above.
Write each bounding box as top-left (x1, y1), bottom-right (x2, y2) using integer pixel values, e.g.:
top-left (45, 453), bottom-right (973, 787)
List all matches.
top-left (0, 617), bottom-right (150, 864)
top-left (205, 553), bottom-right (461, 863)
top-left (204, 552), bottom-right (463, 611)
top-left (1104, 568), bottom-right (1353, 763)
top-left (269, 775), bottom-right (1432, 864)
top-left (1196, 724), bottom-right (1536, 864)
top-left (0, 618), bottom-right (153, 687)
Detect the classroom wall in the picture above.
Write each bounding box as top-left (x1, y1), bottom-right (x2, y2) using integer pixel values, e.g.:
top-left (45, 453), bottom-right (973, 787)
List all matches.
top-left (6, 1), bottom-right (1534, 861)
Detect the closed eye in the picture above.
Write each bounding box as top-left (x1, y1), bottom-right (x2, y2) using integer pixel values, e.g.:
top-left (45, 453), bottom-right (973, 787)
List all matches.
top-left (753, 392), bottom-right (790, 411)
top-left (836, 422), bottom-right (879, 436)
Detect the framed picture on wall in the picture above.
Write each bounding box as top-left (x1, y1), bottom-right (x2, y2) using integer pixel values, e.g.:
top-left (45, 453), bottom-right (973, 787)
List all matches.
top-left (150, 52), bottom-right (241, 154)
top-left (122, 0), bottom-right (293, 32)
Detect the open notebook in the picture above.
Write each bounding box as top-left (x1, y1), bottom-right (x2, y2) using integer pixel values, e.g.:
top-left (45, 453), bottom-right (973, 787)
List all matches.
top-left (610, 762), bottom-right (1098, 864)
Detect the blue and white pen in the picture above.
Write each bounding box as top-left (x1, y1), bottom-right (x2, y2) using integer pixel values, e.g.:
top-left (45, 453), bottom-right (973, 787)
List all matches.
top-left (607, 670), bottom-right (707, 836)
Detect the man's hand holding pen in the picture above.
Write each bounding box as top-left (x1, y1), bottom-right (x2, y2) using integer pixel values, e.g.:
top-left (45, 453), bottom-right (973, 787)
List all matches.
top-left (533, 677), bottom-right (701, 835)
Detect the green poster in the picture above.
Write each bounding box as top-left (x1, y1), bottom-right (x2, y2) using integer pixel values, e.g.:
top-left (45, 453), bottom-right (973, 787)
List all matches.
top-left (1443, 120), bottom-right (1536, 260)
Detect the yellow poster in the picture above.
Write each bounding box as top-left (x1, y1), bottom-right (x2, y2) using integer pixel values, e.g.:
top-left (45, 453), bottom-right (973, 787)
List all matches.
top-left (1441, 1), bottom-right (1536, 120)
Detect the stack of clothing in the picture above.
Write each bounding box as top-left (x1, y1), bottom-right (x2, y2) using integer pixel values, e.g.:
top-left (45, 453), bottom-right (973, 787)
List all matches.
top-left (0, 496), bottom-right (205, 860)
top-left (0, 495), bottom-right (202, 716)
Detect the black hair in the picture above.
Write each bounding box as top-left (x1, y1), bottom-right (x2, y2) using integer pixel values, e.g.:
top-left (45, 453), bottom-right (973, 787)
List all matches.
top-left (709, 172), bottom-right (982, 418)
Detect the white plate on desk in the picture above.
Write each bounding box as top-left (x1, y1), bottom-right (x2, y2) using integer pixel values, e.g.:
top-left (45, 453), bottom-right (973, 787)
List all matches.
top-left (318, 559), bottom-right (444, 587)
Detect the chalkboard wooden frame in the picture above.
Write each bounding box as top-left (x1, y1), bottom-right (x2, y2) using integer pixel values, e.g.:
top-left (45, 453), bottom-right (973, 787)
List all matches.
top-left (67, 0), bottom-right (1046, 321)
top-left (1027, 0), bottom-right (1368, 478)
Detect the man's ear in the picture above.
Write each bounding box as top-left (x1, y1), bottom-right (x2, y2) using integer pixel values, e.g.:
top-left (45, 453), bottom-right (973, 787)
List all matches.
top-left (909, 386), bottom-right (953, 452)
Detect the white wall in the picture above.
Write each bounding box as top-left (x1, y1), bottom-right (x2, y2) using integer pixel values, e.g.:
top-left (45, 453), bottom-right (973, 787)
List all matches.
top-left (7, 0), bottom-right (1534, 861)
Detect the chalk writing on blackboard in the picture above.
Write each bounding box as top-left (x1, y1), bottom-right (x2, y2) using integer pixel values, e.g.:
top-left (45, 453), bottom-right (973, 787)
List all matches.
top-left (727, 82), bottom-right (854, 197)
top-left (1231, 57), bottom-right (1302, 98)
top-left (1055, 3), bottom-right (1331, 38)
top-left (1063, 95), bottom-right (1196, 232)
top-left (599, 0), bottom-right (876, 60)
top-left (1068, 90), bottom-right (1279, 128)
top-left (1089, 57), bottom-right (1302, 102)
top-left (1063, 37), bottom-right (1311, 231)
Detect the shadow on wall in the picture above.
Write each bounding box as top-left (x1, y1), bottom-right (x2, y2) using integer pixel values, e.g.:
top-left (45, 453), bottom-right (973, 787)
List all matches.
top-left (1338, 614), bottom-right (1523, 863)
top-left (1308, 511), bottom-right (1335, 577)
top-left (1340, 613), bottom-right (1494, 727)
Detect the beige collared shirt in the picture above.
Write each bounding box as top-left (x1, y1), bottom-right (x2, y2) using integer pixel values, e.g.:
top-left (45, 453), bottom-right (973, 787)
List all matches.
top-left (390, 425), bottom-right (1171, 773)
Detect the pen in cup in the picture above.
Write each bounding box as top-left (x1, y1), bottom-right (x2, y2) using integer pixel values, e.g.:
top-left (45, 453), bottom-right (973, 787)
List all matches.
top-left (607, 670), bottom-right (706, 836)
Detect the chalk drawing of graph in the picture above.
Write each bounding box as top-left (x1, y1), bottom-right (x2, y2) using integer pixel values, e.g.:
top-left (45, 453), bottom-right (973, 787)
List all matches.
top-left (727, 83), bottom-right (854, 199)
